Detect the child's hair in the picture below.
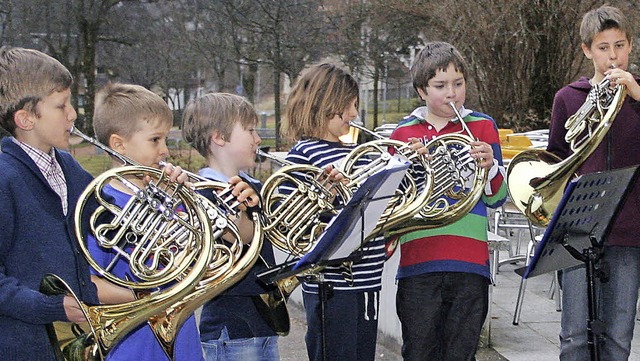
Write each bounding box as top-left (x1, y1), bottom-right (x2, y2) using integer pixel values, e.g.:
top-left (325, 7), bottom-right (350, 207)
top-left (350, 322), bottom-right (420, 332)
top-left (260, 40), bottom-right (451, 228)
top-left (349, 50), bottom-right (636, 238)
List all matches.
top-left (182, 92), bottom-right (258, 158)
top-left (0, 46), bottom-right (73, 136)
top-left (411, 41), bottom-right (467, 97)
top-left (284, 63), bottom-right (359, 140)
top-left (93, 83), bottom-right (173, 146)
top-left (580, 5), bottom-right (632, 48)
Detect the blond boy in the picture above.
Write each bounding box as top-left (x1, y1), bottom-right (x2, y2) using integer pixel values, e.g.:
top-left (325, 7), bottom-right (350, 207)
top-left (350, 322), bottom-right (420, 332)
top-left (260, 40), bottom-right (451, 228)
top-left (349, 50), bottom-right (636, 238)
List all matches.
top-left (0, 45), bottom-right (98, 360)
top-left (182, 93), bottom-right (280, 361)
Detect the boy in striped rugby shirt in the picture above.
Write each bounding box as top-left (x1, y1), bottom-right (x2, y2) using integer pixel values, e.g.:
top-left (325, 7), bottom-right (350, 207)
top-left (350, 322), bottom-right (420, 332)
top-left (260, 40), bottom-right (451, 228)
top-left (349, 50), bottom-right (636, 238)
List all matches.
top-left (390, 41), bottom-right (507, 361)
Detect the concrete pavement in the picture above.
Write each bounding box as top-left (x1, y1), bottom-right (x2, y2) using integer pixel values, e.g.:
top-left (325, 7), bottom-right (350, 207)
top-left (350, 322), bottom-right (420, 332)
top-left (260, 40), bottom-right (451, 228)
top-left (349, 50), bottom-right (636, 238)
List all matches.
top-left (278, 238), bottom-right (640, 360)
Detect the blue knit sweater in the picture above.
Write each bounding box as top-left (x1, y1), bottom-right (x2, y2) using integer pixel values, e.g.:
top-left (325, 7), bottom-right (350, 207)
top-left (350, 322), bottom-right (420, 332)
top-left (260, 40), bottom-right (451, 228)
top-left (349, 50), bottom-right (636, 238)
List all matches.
top-left (0, 137), bottom-right (98, 360)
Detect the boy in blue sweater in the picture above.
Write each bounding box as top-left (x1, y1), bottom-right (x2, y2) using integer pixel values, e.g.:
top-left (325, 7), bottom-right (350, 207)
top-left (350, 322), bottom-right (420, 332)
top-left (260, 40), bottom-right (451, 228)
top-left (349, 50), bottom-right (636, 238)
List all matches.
top-left (181, 92), bottom-right (280, 361)
top-left (89, 82), bottom-right (206, 361)
top-left (0, 46), bottom-right (100, 360)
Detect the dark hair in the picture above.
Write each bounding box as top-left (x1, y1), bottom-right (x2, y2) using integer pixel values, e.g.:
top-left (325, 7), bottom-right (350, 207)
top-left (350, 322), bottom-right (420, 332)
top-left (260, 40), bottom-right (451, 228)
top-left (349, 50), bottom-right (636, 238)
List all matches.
top-left (410, 41), bottom-right (467, 97)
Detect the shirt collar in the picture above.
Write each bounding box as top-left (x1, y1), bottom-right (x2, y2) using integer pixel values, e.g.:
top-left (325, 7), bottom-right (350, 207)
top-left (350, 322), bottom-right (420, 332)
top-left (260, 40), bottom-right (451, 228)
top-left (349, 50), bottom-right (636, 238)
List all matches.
top-left (198, 167), bottom-right (229, 182)
top-left (12, 137), bottom-right (59, 174)
top-left (410, 105), bottom-right (472, 122)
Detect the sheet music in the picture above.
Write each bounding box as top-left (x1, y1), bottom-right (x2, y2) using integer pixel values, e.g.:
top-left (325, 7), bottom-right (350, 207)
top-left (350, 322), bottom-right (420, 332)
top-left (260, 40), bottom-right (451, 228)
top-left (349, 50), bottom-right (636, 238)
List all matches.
top-left (523, 166), bottom-right (638, 278)
top-left (293, 155), bottom-right (410, 269)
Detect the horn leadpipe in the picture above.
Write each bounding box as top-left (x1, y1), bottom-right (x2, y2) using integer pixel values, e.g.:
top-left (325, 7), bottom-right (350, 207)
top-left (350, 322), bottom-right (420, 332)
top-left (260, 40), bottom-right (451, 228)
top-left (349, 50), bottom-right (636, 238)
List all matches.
top-left (348, 121), bottom-right (385, 140)
top-left (71, 126), bottom-right (139, 166)
top-left (256, 148), bottom-right (295, 167)
top-left (449, 102), bottom-right (476, 140)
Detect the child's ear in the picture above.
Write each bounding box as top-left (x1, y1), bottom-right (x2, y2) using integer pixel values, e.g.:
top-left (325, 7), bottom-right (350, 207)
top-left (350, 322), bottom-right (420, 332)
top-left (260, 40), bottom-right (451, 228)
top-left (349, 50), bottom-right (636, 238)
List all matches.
top-left (210, 131), bottom-right (226, 146)
top-left (13, 109), bottom-right (34, 131)
top-left (109, 134), bottom-right (126, 153)
top-left (417, 87), bottom-right (428, 101)
top-left (581, 43), bottom-right (593, 60)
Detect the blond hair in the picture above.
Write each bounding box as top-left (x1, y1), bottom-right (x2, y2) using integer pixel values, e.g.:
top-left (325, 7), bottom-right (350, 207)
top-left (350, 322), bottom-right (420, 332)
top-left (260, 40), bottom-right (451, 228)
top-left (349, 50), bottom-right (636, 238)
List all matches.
top-left (181, 93), bottom-right (258, 158)
top-left (411, 41), bottom-right (468, 98)
top-left (283, 63), bottom-right (359, 141)
top-left (580, 5), bottom-right (632, 48)
top-left (0, 46), bottom-right (73, 135)
top-left (93, 83), bottom-right (173, 145)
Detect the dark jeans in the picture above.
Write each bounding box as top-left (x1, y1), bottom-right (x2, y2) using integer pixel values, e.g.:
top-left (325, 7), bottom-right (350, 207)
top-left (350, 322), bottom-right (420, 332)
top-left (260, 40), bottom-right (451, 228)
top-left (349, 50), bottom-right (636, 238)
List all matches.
top-left (303, 289), bottom-right (379, 361)
top-left (396, 272), bottom-right (489, 361)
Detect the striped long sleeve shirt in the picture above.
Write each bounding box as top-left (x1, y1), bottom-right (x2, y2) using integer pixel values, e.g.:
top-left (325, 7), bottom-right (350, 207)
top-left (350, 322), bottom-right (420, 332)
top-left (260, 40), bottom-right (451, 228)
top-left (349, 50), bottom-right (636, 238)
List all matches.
top-left (283, 139), bottom-right (387, 293)
top-left (389, 106), bottom-right (507, 281)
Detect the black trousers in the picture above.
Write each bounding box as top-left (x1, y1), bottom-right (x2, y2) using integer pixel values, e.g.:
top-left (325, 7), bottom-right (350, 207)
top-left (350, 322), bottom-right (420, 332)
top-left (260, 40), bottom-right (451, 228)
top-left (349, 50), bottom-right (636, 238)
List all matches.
top-left (396, 272), bottom-right (489, 361)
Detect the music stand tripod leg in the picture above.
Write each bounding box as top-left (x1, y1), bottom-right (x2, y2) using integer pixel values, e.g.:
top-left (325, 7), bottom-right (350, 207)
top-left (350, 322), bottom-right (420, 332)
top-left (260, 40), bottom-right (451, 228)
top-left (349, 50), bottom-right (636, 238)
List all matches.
top-left (304, 273), bottom-right (334, 361)
top-left (562, 235), bottom-right (608, 361)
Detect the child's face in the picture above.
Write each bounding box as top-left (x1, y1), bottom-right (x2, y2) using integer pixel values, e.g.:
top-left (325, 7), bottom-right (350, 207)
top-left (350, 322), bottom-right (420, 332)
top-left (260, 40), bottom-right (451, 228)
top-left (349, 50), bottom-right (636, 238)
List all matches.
top-left (324, 97), bottom-right (358, 142)
top-left (27, 88), bottom-right (77, 152)
top-left (417, 62), bottom-right (466, 120)
top-left (582, 28), bottom-right (631, 75)
top-left (221, 121), bottom-right (261, 171)
top-left (119, 118), bottom-right (171, 169)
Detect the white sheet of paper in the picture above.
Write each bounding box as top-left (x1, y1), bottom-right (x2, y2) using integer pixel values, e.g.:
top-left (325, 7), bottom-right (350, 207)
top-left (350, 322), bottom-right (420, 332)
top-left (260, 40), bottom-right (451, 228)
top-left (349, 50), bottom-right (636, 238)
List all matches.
top-left (307, 155), bottom-right (409, 262)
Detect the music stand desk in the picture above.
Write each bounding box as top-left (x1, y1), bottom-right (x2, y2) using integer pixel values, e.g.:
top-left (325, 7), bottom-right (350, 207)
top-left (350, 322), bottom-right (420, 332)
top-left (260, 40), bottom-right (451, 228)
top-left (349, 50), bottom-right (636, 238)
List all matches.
top-left (520, 166), bottom-right (638, 361)
top-left (522, 166), bottom-right (638, 279)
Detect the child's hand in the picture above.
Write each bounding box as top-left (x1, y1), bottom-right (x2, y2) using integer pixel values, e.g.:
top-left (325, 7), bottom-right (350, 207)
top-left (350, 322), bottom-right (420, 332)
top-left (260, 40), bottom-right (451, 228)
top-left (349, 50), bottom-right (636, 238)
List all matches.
top-left (227, 176), bottom-right (259, 208)
top-left (606, 68), bottom-right (640, 101)
top-left (161, 163), bottom-right (190, 185)
top-left (470, 141), bottom-right (494, 169)
top-left (323, 164), bottom-right (348, 184)
top-left (63, 295), bottom-right (87, 323)
top-left (407, 137), bottom-right (430, 158)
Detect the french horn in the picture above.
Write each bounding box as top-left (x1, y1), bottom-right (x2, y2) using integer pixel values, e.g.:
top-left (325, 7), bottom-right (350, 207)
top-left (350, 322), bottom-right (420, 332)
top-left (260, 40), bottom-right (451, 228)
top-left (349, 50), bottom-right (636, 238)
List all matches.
top-left (344, 122), bottom-right (434, 239)
top-left (255, 150), bottom-right (354, 329)
top-left (255, 140), bottom-right (417, 319)
top-left (42, 127), bottom-right (262, 360)
top-left (507, 78), bottom-right (627, 227)
top-left (42, 164), bottom-right (214, 361)
top-left (407, 104), bottom-right (488, 230)
top-left (259, 150), bottom-right (352, 257)
top-left (350, 103), bottom-right (488, 236)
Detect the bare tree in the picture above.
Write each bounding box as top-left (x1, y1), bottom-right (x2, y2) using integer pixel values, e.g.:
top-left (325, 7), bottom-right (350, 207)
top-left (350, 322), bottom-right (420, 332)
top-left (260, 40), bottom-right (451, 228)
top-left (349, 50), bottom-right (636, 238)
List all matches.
top-left (370, 0), bottom-right (623, 131)
top-left (221, 0), bottom-right (330, 150)
top-left (0, 0), bottom-right (12, 44)
top-left (3, 0), bottom-right (162, 134)
top-left (326, 1), bottom-right (421, 128)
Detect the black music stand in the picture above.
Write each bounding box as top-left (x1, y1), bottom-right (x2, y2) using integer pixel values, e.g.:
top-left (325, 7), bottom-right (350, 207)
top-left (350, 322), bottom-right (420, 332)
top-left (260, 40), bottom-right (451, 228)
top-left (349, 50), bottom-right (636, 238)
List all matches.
top-left (519, 166), bottom-right (638, 361)
top-left (260, 155), bottom-right (410, 361)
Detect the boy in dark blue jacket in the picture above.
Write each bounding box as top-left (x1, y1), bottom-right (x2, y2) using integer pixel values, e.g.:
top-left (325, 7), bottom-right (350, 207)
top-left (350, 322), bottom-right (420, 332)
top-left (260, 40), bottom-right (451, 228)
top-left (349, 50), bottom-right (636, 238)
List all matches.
top-left (0, 45), bottom-right (99, 360)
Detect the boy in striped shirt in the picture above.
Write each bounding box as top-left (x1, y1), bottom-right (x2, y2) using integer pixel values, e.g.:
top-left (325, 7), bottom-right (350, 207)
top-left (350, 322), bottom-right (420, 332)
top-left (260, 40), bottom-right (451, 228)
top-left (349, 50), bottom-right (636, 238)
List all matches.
top-left (390, 41), bottom-right (507, 361)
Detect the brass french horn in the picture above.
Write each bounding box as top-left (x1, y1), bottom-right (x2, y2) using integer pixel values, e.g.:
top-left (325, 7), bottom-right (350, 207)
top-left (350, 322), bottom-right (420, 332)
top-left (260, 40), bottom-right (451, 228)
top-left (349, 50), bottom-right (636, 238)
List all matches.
top-left (255, 141), bottom-right (418, 315)
top-left (344, 122), bottom-right (434, 239)
top-left (507, 79), bottom-right (627, 227)
top-left (350, 103), bottom-right (488, 236)
top-left (153, 177), bottom-right (262, 357)
top-left (42, 128), bottom-right (262, 361)
top-left (42, 164), bottom-right (214, 361)
top-left (259, 150), bottom-right (352, 257)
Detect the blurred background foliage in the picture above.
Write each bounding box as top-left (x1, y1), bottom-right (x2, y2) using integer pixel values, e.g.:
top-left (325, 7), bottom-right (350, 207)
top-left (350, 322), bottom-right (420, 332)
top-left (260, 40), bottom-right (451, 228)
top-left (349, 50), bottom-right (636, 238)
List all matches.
top-left (2, 0), bottom-right (639, 156)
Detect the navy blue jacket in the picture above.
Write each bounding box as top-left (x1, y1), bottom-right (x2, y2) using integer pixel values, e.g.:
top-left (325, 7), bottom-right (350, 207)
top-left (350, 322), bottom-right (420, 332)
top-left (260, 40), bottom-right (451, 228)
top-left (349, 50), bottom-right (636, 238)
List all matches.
top-left (197, 169), bottom-right (278, 341)
top-left (0, 137), bottom-right (98, 360)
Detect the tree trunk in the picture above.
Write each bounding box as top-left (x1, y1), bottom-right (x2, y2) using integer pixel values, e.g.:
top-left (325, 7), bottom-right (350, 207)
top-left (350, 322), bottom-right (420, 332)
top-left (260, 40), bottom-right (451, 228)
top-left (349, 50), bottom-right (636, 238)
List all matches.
top-left (372, 65), bottom-right (380, 129)
top-left (79, 19), bottom-right (98, 136)
top-left (273, 69), bottom-right (282, 150)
